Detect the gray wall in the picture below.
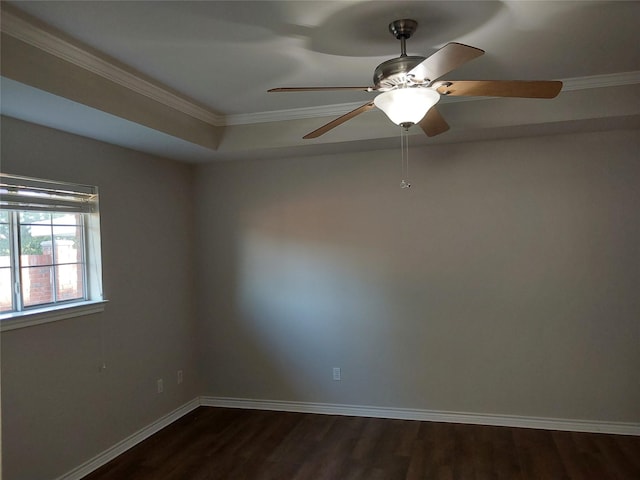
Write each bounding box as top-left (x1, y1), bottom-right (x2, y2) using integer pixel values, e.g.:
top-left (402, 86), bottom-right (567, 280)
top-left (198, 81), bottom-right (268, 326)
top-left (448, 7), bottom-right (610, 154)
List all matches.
top-left (1, 116), bottom-right (199, 480)
top-left (195, 129), bottom-right (640, 423)
top-left (2, 117), bottom-right (639, 480)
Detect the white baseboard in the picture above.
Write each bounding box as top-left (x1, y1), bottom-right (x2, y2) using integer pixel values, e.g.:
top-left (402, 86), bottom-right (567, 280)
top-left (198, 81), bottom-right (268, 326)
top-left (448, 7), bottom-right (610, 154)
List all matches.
top-left (201, 396), bottom-right (640, 436)
top-left (56, 398), bottom-right (200, 480)
top-left (56, 395), bottom-right (640, 480)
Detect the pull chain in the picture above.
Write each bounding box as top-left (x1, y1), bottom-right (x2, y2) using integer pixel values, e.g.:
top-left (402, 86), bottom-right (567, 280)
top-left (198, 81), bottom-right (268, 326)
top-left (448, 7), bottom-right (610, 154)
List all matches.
top-left (400, 126), bottom-right (411, 189)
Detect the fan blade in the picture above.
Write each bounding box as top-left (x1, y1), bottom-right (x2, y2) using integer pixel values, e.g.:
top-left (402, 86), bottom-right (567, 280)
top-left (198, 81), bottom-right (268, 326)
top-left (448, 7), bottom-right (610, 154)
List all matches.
top-left (418, 107), bottom-right (450, 137)
top-left (303, 102), bottom-right (375, 139)
top-left (408, 42), bottom-right (484, 81)
top-left (269, 86), bottom-right (375, 92)
top-left (435, 80), bottom-right (563, 98)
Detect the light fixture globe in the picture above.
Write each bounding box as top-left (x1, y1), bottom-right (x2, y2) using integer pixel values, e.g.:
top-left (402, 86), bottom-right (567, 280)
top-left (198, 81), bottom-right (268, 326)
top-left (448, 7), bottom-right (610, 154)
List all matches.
top-left (374, 88), bottom-right (440, 126)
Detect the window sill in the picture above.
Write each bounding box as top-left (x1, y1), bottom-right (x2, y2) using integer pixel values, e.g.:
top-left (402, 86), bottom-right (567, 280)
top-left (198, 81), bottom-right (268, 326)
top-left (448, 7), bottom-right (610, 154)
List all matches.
top-left (0, 300), bottom-right (108, 332)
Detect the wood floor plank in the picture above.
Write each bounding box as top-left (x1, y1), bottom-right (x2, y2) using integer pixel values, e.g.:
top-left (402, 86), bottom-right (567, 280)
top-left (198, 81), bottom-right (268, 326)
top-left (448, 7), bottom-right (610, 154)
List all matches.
top-left (81, 407), bottom-right (640, 480)
top-left (513, 427), bottom-right (571, 480)
top-left (421, 422), bottom-right (456, 479)
top-left (614, 435), bottom-right (640, 477)
top-left (483, 425), bottom-right (523, 480)
top-left (595, 434), bottom-right (640, 479)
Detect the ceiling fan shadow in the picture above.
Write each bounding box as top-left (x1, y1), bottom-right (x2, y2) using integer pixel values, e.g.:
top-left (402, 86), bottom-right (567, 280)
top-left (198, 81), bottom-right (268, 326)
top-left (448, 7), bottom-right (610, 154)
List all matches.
top-left (298, 1), bottom-right (504, 57)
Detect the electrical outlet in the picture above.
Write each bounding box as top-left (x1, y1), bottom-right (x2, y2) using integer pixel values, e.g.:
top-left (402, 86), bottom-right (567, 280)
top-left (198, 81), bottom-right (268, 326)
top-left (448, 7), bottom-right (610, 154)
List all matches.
top-left (177, 370), bottom-right (183, 384)
top-left (157, 378), bottom-right (164, 393)
top-left (333, 367), bottom-right (341, 381)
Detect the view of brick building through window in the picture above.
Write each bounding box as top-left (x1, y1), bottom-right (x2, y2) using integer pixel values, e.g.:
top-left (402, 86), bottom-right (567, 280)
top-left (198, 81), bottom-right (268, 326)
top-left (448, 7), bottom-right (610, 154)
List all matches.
top-left (21, 240), bottom-right (83, 307)
top-left (0, 212), bottom-right (85, 312)
top-left (0, 259), bottom-right (10, 311)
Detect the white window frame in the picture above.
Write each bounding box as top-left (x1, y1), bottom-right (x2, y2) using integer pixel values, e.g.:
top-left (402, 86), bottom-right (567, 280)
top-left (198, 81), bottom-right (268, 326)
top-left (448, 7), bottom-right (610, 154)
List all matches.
top-left (0, 173), bottom-right (106, 331)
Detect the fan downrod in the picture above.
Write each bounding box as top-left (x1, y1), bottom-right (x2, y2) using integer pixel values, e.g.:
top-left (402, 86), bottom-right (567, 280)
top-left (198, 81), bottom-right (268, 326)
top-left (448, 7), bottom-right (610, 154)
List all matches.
top-left (389, 19), bottom-right (417, 57)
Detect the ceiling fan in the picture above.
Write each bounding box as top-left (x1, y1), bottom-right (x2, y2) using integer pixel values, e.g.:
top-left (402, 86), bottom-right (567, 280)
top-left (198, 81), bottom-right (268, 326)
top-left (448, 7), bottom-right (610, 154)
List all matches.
top-left (268, 19), bottom-right (563, 139)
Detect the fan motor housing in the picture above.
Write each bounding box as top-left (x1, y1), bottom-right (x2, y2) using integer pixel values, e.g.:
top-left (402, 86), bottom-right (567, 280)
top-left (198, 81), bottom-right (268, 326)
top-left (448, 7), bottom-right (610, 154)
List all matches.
top-left (373, 56), bottom-right (427, 90)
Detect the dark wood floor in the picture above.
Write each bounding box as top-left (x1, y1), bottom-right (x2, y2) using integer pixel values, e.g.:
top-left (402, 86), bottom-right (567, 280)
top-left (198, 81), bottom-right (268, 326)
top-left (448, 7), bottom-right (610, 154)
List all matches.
top-left (82, 407), bottom-right (640, 480)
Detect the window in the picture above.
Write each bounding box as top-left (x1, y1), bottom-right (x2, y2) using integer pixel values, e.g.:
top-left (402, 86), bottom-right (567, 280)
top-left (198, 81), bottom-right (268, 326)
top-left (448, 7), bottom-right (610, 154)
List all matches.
top-left (0, 174), bottom-right (104, 329)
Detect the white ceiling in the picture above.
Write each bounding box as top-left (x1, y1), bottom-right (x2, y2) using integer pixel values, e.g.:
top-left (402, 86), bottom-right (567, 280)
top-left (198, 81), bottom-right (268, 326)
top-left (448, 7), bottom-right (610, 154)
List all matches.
top-left (1, 0), bottom-right (640, 162)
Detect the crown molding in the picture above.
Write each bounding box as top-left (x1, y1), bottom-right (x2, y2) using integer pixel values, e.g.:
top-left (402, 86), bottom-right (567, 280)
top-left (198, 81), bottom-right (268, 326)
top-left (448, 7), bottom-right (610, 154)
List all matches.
top-left (561, 71), bottom-right (640, 91)
top-left (2, 6), bottom-right (639, 129)
top-left (226, 71), bottom-right (640, 125)
top-left (225, 101), bottom-right (372, 126)
top-left (0, 7), bottom-right (225, 127)
top-left (225, 94), bottom-right (501, 126)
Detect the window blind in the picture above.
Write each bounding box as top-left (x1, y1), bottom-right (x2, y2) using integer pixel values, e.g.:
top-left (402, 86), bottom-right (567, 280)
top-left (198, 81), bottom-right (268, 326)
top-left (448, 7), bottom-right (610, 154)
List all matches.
top-left (0, 173), bottom-right (98, 213)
